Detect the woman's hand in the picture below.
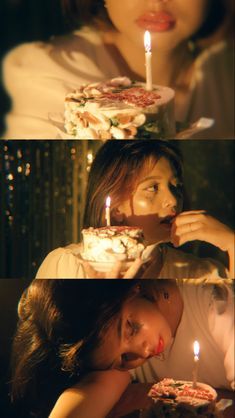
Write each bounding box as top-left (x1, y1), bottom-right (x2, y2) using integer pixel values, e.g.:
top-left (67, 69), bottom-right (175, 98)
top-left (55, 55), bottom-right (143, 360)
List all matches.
top-left (81, 258), bottom-right (143, 279)
top-left (171, 210), bottom-right (234, 277)
top-left (171, 210), bottom-right (233, 251)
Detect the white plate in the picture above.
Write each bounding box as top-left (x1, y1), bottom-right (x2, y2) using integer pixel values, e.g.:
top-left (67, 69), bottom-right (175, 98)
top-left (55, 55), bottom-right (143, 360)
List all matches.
top-left (87, 260), bottom-right (134, 273)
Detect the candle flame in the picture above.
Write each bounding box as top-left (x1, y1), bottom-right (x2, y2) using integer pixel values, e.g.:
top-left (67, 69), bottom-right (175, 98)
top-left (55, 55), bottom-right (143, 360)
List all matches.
top-left (193, 340), bottom-right (200, 356)
top-left (144, 30), bottom-right (151, 53)
top-left (106, 196), bottom-right (111, 208)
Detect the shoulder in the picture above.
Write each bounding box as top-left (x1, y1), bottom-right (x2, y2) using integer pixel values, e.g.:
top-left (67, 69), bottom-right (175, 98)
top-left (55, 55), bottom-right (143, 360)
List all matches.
top-left (3, 27), bottom-right (101, 71)
top-left (36, 244), bottom-right (85, 279)
top-left (194, 41), bottom-right (233, 78)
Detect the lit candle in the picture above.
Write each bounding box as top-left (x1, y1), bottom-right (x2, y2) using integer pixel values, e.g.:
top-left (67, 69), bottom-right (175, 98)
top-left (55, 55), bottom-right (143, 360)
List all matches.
top-left (144, 30), bottom-right (152, 91)
top-left (192, 340), bottom-right (200, 389)
top-left (105, 196), bottom-right (111, 226)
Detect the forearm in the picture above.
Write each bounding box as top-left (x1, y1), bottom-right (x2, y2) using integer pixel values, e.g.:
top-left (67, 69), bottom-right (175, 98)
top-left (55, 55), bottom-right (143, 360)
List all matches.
top-left (49, 370), bottom-right (130, 418)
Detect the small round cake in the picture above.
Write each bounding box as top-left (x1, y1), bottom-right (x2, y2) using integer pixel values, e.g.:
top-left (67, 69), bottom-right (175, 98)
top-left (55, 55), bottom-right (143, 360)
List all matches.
top-left (81, 226), bottom-right (145, 263)
top-left (64, 77), bottom-right (175, 139)
top-left (141, 378), bottom-right (219, 418)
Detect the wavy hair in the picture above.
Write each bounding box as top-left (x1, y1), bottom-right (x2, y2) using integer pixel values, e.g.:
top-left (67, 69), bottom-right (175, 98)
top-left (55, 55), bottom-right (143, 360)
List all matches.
top-left (11, 279), bottom-right (141, 417)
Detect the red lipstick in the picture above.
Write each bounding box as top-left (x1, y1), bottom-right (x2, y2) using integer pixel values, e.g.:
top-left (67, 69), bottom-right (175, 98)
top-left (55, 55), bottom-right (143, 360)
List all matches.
top-left (136, 11), bottom-right (176, 32)
top-left (156, 336), bottom-right (164, 355)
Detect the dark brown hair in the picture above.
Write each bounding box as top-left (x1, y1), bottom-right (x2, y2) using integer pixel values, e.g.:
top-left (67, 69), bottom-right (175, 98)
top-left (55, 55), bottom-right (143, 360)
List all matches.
top-left (83, 140), bottom-right (184, 228)
top-left (11, 279), bottom-right (140, 417)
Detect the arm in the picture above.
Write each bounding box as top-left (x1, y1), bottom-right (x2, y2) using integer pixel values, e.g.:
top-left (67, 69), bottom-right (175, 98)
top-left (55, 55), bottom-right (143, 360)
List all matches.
top-left (171, 211), bottom-right (234, 278)
top-left (49, 370), bottom-right (131, 418)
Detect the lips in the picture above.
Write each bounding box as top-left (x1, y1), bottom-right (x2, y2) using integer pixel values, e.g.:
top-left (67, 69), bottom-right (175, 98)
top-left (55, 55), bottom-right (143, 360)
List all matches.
top-left (156, 336), bottom-right (164, 355)
top-left (136, 11), bottom-right (176, 32)
top-left (160, 215), bottom-right (176, 225)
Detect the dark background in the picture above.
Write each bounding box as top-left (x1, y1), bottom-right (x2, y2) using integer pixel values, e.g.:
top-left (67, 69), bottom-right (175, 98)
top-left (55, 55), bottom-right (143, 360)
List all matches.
top-left (0, 0), bottom-right (71, 136)
top-left (0, 279), bottom-right (29, 418)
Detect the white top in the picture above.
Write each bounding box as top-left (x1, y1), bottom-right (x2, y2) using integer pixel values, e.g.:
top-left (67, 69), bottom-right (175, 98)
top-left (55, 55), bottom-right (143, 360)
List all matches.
top-left (3, 27), bottom-right (234, 139)
top-left (35, 243), bottom-right (228, 279)
top-left (131, 281), bottom-right (235, 390)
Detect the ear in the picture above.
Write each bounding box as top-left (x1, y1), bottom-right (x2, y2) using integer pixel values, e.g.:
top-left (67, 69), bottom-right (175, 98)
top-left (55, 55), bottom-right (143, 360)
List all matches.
top-left (111, 207), bottom-right (125, 224)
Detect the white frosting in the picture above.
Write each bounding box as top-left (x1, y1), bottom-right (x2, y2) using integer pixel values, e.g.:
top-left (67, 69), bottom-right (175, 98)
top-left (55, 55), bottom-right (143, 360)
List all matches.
top-left (81, 226), bottom-right (145, 262)
top-left (64, 77), bottom-right (175, 139)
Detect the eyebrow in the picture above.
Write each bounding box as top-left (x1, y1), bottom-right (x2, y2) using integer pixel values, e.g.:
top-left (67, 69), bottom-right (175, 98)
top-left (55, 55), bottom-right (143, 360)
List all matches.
top-left (137, 175), bottom-right (177, 185)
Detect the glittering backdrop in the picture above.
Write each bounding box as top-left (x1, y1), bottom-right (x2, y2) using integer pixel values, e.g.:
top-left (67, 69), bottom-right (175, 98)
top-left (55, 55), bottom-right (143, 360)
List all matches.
top-left (0, 140), bottom-right (234, 279)
top-left (0, 140), bottom-right (100, 278)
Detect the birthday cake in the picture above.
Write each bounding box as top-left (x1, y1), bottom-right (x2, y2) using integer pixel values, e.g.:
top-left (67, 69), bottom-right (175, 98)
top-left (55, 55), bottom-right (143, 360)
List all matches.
top-left (81, 226), bottom-right (145, 262)
top-left (141, 378), bottom-right (219, 418)
top-left (64, 77), bottom-right (175, 139)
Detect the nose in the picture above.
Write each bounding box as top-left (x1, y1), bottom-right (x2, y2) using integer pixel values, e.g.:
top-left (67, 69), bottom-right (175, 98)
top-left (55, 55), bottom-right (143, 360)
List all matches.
top-left (162, 188), bottom-right (177, 210)
top-left (135, 339), bottom-right (155, 359)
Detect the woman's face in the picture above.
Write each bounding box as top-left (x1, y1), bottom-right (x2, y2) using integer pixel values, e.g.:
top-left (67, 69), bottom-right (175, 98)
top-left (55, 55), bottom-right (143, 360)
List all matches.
top-left (91, 294), bottom-right (172, 371)
top-left (114, 157), bottom-right (182, 245)
top-left (105, 0), bottom-right (208, 51)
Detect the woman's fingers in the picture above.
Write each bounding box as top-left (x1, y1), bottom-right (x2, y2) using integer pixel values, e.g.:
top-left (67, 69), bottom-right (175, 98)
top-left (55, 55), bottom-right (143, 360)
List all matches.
top-left (107, 261), bottom-right (123, 279)
top-left (172, 220), bottom-right (203, 239)
top-left (172, 211), bottom-right (206, 227)
top-left (172, 229), bottom-right (204, 247)
top-left (122, 258), bottom-right (143, 279)
top-left (82, 261), bottom-right (102, 279)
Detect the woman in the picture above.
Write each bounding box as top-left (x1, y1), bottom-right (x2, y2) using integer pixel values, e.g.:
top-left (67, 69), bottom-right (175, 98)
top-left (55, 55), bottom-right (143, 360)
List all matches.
top-left (36, 140), bottom-right (234, 278)
top-left (3, 0), bottom-right (234, 139)
top-left (11, 279), bottom-right (234, 418)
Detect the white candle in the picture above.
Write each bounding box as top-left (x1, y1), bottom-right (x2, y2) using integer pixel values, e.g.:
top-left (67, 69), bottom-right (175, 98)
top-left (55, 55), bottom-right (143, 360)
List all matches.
top-left (192, 340), bottom-right (200, 389)
top-left (144, 30), bottom-right (152, 91)
top-left (105, 196), bottom-right (111, 227)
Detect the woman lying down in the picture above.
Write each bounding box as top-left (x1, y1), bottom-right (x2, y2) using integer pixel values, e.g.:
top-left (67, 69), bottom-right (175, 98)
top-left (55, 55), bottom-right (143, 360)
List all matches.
top-left (11, 279), bottom-right (234, 418)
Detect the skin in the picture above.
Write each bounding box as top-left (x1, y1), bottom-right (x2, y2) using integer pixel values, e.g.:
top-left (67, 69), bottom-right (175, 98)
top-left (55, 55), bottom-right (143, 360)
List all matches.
top-left (115, 157), bottom-right (181, 245)
top-left (91, 283), bottom-right (183, 371)
top-left (49, 369), bottom-right (130, 418)
top-left (49, 282), bottom-right (184, 418)
top-left (83, 156), bottom-right (234, 278)
top-left (103, 0), bottom-right (209, 90)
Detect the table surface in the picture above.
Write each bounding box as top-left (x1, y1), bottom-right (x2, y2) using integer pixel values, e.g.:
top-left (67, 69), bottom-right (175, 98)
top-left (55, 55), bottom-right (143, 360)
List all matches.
top-left (107, 383), bottom-right (235, 418)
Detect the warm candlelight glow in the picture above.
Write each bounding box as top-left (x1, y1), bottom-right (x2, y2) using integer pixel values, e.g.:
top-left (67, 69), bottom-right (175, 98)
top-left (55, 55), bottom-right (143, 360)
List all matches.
top-left (144, 30), bottom-right (151, 52)
top-left (192, 340), bottom-right (200, 388)
top-left (105, 196), bottom-right (111, 226)
top-left (144, 31), bottom-right (152, 91)
top-left (194, 340), bottom-right (200, 359)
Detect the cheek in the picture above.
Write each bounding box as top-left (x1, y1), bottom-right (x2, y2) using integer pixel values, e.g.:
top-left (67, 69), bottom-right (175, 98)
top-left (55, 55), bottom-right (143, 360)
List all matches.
top-left (176, 0), bottom-right (208, 36)
top-left (133, 194), bottom-right (160, 215)
top-left (106, 0), bottom-right (145, 40)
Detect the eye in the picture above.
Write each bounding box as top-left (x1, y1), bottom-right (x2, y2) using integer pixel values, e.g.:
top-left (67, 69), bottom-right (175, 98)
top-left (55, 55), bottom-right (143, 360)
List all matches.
top-left (126, 320), bottom-right (141, 337)
top-left (144, 183), bottom-right (159, 193)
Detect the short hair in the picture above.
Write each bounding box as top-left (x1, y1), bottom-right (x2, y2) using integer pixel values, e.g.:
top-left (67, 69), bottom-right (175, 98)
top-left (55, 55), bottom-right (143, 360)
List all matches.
top-left (83, 140), bottom-right (184, 228)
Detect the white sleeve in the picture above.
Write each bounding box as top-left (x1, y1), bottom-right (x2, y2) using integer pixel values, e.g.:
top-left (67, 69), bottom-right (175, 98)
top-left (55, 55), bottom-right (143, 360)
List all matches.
top-left (208, 284), bottom-right (235, 389)
top-left (36, 247), bottom-right (86, 279)
top-left (2, 42), bottom-right (74, 139)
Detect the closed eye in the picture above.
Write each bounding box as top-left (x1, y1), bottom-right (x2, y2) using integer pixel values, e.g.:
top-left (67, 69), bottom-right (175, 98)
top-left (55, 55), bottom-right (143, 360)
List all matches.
top-left (126, 320), bottom-right (142, 338)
